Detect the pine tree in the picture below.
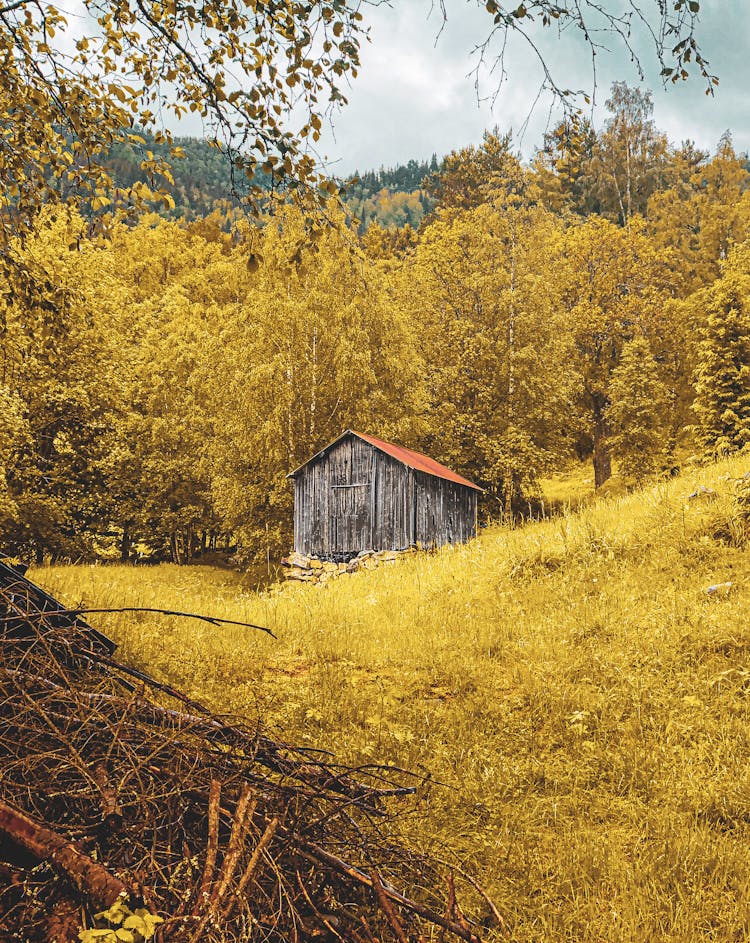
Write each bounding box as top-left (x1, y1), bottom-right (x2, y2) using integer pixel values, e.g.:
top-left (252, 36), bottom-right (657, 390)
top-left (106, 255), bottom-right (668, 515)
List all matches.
top-left (693, 243), bottom-right (750, 455)
top-left (648, 133), bottom-right (750, 295)
top-left (608, 337), bottom-right (670, 482)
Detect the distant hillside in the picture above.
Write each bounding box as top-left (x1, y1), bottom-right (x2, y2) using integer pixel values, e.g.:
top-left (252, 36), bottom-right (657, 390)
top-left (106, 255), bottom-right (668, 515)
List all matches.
top-left (106, 135), bottom-right (438, 228)
top-left (343, 158), bottom-right (438, 230)
top-left (106, 135), bottom-right (254, 220)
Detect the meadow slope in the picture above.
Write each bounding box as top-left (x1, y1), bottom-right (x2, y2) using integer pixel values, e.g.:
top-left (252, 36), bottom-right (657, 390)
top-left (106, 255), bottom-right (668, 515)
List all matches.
top-left (34, 455), bottom-right (750, 943)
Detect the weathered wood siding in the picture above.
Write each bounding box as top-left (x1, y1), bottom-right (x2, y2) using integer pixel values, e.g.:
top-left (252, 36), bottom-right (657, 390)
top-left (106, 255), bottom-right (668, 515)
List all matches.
top-left (371, 452), bottom-right (414, 550)
top-left (414, 472), bottom-right (477, 548)
top-left (294, 435), bottom-right (374, 556)
top-left (293, 433), bottom-right (477, 558)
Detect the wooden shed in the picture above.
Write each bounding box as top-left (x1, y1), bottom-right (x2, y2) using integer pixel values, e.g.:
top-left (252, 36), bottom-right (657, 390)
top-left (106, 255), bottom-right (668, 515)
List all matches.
top-left (287, 430), bottom-right (482, 559)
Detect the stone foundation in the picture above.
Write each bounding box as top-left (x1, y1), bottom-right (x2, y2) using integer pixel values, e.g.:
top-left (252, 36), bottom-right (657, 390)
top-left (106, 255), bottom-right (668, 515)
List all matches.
top-left (280, 548), bottom-right (413, 586)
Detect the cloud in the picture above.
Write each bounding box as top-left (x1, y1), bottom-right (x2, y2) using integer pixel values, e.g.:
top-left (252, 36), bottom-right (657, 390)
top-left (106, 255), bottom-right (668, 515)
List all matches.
top-left (317, 0), bottom-right (750, 173)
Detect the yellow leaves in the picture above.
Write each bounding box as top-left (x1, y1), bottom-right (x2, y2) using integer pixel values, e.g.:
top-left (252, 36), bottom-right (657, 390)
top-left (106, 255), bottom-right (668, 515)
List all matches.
top-left (79, 898), bottom-right (164, 943)
top-left (107, 83), bottom-right (124, 102)
top-left (318, 179), bottom-right (339, 197)
top-left (0, 0), bottom-right (368, 240)
top-left (130, 181), bottom-right (156, 202)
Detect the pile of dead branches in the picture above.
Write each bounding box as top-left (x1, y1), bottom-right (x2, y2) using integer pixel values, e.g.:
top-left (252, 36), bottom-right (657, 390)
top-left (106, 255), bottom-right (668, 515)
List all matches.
top-left (0, 562), bottom-right (494, 942)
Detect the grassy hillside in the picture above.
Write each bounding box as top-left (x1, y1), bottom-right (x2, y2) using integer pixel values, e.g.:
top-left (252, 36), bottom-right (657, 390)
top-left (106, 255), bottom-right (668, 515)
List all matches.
top-left (33, 455), bottom-right (750, 942)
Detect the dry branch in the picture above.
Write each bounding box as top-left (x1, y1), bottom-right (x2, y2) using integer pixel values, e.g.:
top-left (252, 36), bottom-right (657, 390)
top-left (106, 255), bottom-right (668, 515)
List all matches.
top-left (372, 870), bottom-right (410, 943)
top-left (17, 605), bottom-right (277, 638)
top-left (208, 784), bottom-right (256, 911)
top-left (196, 778), bottom-right (221, 910)
top-left (221, 815), bottom-right (279, 922)
top-left (0, 800), bottom-right (129, 909)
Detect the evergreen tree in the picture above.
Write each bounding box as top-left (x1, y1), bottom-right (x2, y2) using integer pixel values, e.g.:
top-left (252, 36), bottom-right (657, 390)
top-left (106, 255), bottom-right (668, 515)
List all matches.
top-left (536, 117), bottom-right (600, 217)
top-left (608, 337), bottom-right (671, 482)
top-left (693, 242), bottom-right (750, 455)
top-left (423, 129), bottom-right (526, 213)
top-left (648, 133), bottom-right (750, 294)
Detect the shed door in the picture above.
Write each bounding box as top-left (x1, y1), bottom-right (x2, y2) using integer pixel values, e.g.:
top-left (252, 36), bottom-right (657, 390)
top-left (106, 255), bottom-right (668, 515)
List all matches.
top-left (329, 446), bottom-right (374, 555)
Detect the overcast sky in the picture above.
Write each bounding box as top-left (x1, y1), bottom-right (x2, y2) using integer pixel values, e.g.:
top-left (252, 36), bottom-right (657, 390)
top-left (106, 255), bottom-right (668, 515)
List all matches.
top-left (306, 1), bottom-right (750, 175)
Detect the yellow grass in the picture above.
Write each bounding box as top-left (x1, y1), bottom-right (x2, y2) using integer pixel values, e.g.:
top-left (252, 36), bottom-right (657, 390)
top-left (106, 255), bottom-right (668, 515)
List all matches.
top-left (539, 459), bottom-right (598, 509)
top-left (32, 454), bottom-right (750, 942)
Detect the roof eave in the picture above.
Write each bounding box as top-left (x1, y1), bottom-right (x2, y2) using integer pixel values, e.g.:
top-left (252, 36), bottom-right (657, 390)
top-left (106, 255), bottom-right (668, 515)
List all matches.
top-left (408, 466), bottom-right (485, 493)
top-left (287, 429), bottom-right (484, 493)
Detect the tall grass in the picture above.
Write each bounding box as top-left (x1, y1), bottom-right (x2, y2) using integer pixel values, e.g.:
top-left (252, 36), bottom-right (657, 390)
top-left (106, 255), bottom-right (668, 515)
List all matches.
top-left (33, 454), bottom-right (750, 942)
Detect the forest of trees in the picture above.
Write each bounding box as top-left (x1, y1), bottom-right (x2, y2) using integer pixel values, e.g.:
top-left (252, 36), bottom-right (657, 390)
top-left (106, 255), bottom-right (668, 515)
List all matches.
top-left (343, 158), bottom-right (438, 230)
top-left (101, 139), bottom-right (437, 229)
top-left (2, 83), bottom-right (750, 565)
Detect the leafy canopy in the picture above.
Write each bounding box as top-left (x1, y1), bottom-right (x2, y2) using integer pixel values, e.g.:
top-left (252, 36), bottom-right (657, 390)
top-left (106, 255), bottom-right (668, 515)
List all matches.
top-left (0, 0), bottom-right (365, 239)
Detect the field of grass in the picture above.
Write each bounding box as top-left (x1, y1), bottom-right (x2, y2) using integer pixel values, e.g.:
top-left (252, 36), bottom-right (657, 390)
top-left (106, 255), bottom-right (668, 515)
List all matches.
top-left (32, 454), bottom-right (750, 942)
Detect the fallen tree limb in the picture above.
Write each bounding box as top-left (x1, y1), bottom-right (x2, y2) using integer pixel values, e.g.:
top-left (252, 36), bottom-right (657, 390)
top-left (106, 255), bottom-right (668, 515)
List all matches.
top-left (4, 606), bottom-right (277, 638)
top-left (295, 837), bottom-right (481, 943)
top-left (0, 800), bottom-right (130, 910)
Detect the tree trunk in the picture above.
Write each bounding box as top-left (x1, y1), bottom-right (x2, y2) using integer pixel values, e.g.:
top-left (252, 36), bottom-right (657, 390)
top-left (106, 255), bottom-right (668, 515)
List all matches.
top-left (120, 527), bottom-right (131, 563)
top-left (592, 401), bottom-right (612, 487)
top-left (503, 226), bottom-right (518, 519)
top-left (593, 446), bottom-right (612, 488)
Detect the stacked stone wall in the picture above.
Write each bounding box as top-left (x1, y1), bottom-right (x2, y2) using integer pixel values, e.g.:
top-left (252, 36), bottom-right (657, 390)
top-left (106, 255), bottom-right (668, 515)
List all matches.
top-left (280, 548), bottom-right (413, 586)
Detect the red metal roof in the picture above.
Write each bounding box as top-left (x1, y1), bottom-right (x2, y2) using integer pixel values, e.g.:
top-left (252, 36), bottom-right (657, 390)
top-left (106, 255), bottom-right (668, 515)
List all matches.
top-left (288, 430), bottom-right (483, 491)
top-left (351, 431), bottom-right (483, 491)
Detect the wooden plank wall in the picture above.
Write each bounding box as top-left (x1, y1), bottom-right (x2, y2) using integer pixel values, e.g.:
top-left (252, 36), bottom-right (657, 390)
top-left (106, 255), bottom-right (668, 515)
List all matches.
top-left (371, 452), bottom-right (413, 550)
top-left (414, 472), bottom-right (477, 548)
top-left (293, 433), bottom-right (478, 557)
top-left (294, 435), bottom-right (375, 556)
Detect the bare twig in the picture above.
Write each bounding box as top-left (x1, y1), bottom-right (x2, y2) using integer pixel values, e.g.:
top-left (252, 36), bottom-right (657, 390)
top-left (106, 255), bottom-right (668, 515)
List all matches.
top-left (5, 605), bottom-right (277, 638)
